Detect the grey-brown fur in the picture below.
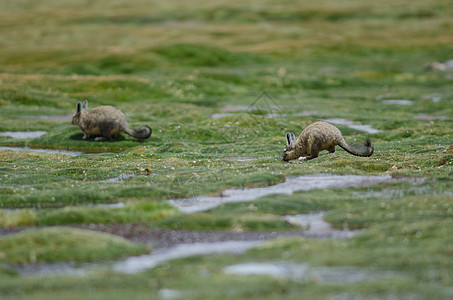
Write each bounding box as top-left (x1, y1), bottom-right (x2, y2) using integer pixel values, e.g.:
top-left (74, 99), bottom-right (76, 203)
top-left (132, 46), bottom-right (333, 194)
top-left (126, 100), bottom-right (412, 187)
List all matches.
top-left (282, 121), bottom-right (373, 162)
top-left (72, 100), bottom-right (151, 141)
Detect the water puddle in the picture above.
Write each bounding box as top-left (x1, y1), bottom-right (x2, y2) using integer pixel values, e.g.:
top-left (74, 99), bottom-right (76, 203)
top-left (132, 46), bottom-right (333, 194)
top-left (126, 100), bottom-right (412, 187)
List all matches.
top-left (414, 113), bottom-right (447, 120)
top-left (16, 262), bottom-right (91, 277)
top-left (169, 174), bottom-right (399, 213)
top-left (15, 240), bottom-right (260, 277)
top-left (222, 155), bottom-right (277, 162)
top-left (224, 262), bottom-right (395, 283)
top-left (293, 111), bottom-right (319, 117)
top-left (2, 202), bottom-right (125, 213)
top-left (0, 146), bottom-right (82, 156)
top-left (353, 185), bottom-right (450, 200)
top-left (214, 106), bottom-right (318, 119)
top-left (284, 212), bottom-right (359, 239)
top-left (382, 99), bottom-right (413, 105)
top-left (221, 105), bottom-right (249, 112)
top-left (223, 157), bottom-right (257, 162)
top-left (322, 118), bottom-right (382, 134)
top-left (101, 174), bottom-right (136, 183)
top-left (19, 115), bottom-right (73, 121)
top-left (0, 131), bottom-right (47, 139)
top-left (113, 240), bottom-right (261, 274)
top-left (158, 288), bottom-right (182, 300)
top-left (211, 113), bottom-right (234, 119)
top-left (423, 94), bottom-right (443, 103)
top-left (80, 202), bottom-right (126, 209)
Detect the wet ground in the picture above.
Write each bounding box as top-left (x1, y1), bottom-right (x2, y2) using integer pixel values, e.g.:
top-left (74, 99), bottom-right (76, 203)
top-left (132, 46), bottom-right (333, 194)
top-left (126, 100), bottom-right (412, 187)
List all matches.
top-left (284, 212), bottom-right (359, 239)
top-left (80, 225), bottom-right (298, 248)
top-left (18, 115), bottom-right (73, 121)
top-left (0, 146), bottom-right (82, 156)
top-left (101, 174), bottom-right (137, 183)
top-left (78, 213), bottom-right (355, 251)
top-left (169, 174), bottom-right (406, 213)
top-left (0, 131), bottom-right (47, 139)
top-left (114, 240), bottom-right (262, 274)
top-left (321, 118), bottom-right (383, 134)
top-left (0, 172), bottom-right (421, 276)
top-left (223, 262), bottom-right (396, 283)
top-left (4, 211), bottom-right (357, 276)
top-left (382, 99), bottom-right (414, 105)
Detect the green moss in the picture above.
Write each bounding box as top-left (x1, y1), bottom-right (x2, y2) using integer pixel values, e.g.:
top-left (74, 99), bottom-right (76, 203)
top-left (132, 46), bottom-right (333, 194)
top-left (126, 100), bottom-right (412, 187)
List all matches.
top-left (325, 193), bottom-right (453, 230)
top-left (0, 210), bottom-right (37, 227)
top-left (328, 160), bottom-right (392, 172)
top-left (0, 0), bottom-right (453, 297)
top-left (154, 43), bottom-right (266, 67)
top-left (0, 227), bottom-right (148, 264)
top-left (152, 212), bottom-right (295, 231)
top-left (36, 201), bottom-right (179, 225)
top-left (211, 189), bottom-right (354, 215)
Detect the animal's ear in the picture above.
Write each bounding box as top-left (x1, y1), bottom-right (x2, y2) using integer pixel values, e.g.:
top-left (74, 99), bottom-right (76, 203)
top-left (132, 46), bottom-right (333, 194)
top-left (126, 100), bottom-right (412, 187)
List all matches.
top-left (286, 132), bottom-right (293, 147)
top-left (76, 102), bottom-right (82, 114)
top-left (82, 100), bottom-right (88, 110)
top-left (290, 132), bottom-right (296, 143)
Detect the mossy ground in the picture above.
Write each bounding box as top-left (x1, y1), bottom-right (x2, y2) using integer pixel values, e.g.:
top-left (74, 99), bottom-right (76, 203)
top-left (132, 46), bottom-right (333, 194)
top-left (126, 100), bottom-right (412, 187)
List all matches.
top-left (0, 227), bottom-right (148, 264)
top-left (1, 0), bottom-right (453, 299)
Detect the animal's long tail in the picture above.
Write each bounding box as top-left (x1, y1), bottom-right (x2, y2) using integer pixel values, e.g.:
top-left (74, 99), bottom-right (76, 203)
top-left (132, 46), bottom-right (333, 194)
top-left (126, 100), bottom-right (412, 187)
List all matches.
top-left (125, 125), bottom-right (152, 140)
top-left (338, 137), bottom-right (374, 157)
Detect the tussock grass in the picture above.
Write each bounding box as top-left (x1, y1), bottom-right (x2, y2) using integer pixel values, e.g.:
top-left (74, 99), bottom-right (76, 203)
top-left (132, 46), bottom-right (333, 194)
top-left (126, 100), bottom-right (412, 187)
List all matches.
top-left (0, 227), bottom-right (148, 264)
top-left (0, 0), bottom-right (453, 298)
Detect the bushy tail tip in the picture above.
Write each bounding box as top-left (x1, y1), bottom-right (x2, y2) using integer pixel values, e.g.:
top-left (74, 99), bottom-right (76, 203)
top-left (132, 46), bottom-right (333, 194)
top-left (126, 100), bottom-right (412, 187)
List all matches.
top-left (360, 137), bottom-right (374, 157)
top-left (128, 125), bottom-right (152, 140)
top-left (340, 137), bottom-right (374, 157)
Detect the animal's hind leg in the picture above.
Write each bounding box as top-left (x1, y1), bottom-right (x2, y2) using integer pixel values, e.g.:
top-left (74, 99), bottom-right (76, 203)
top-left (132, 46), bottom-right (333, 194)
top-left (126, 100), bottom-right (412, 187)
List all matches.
top-left (328, 145), bottom-right (336, 154)
top-left (299, 143), bottom-right (321, 161)
top-left (95, 127), bottom-right (113, 141)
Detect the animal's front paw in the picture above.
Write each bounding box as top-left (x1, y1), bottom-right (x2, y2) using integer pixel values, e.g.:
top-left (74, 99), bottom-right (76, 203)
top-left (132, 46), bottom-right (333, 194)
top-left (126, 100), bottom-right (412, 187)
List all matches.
top-left (298, 156), bottom-right (307, 161)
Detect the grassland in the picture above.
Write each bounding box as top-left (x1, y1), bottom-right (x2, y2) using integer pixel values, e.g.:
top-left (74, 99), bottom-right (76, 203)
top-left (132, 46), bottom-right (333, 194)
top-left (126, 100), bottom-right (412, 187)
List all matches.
top-left (0, 0), bottom-right (453, 299)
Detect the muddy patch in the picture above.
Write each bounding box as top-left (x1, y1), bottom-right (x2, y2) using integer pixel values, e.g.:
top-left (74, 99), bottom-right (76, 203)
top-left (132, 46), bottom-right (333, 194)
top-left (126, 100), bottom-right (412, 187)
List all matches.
top-left (224, 262), bottom-right (395, 283)
top-left (0, 131), bottom-right (47, 139)
top-left (80, 226), bottom-right (308, 250)
top-left (169, 174), bottom-right (400, 213)
top-left (322, 118), bottom-right (382, 134)
top-left (0, 146), bottom-right (82, 156)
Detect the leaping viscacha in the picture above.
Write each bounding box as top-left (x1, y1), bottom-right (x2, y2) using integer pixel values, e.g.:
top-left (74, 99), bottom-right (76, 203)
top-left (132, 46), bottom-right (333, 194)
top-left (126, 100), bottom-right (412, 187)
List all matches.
top-left (282, 121), bottom-right (373, 162)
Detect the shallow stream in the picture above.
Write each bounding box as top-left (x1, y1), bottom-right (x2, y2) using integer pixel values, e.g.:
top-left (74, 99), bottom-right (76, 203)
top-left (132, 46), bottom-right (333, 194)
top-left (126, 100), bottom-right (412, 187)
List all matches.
top-left (169, 174), bottom-right (401, 213)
